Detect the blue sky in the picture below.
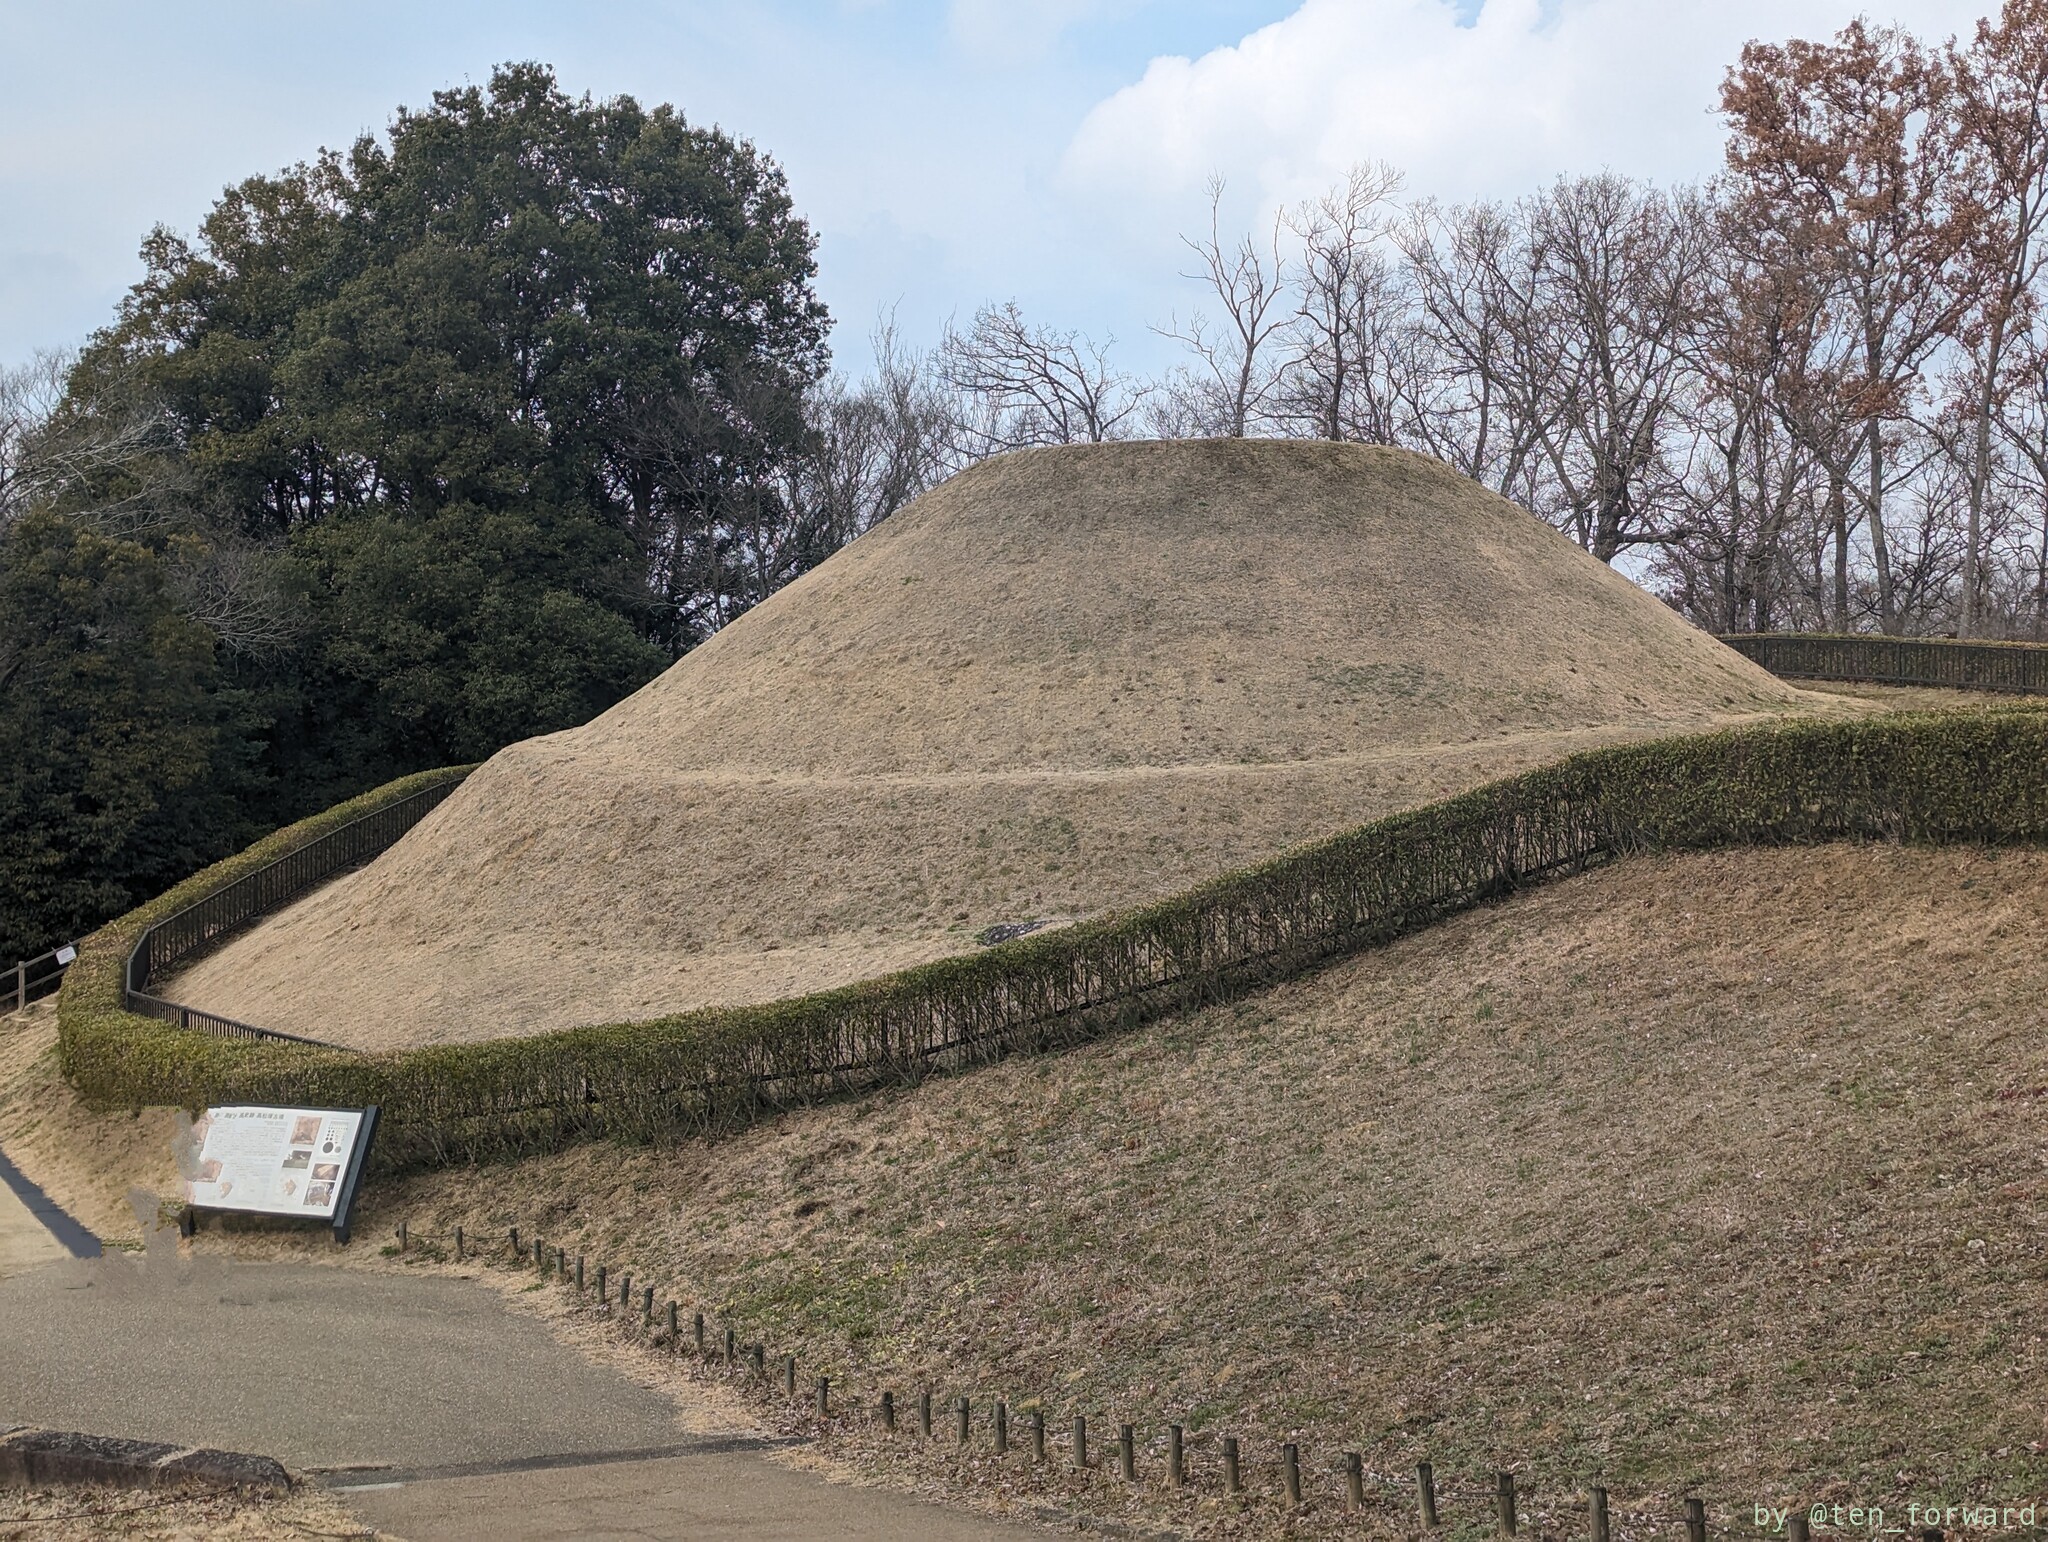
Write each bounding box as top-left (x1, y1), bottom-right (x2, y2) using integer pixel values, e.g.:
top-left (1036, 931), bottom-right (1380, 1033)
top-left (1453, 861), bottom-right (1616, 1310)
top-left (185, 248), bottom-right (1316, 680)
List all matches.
top-left (0, 0), bottom-right (1990, 379)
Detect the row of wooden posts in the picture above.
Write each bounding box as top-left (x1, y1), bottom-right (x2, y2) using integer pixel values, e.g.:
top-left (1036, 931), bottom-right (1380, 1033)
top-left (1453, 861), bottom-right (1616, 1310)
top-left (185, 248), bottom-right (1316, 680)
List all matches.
top-left (398, 1220), bottom-right (1785, 1538)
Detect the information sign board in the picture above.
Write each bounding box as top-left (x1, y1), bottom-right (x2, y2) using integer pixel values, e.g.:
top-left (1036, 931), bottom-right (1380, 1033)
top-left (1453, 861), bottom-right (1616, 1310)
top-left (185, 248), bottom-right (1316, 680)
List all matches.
top-left (181, 1103), bottom-right (379, 1243)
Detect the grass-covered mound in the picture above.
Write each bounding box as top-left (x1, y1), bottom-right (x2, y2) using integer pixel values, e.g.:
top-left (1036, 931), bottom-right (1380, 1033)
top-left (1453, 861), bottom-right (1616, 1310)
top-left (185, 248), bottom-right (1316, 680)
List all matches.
top-left (169, 440), bottom-right (1812, 1049)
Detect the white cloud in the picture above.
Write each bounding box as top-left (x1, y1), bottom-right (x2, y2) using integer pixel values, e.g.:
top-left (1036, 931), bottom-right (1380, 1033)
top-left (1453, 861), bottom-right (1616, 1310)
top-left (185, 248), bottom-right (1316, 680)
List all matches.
top-left (1062, 0), bottom-right (1990, 228)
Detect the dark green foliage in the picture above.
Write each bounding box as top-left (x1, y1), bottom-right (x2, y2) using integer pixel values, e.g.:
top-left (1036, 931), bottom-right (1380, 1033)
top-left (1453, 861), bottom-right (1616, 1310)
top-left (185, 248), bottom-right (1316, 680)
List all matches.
top-left (96, 59), bottom-right (828, 644)
top-left (0, 512), bottom-right (253, 960)
top-left (9, 63), bottom-right (826, 956)
top-left (57, 709), bottom-right (2048, 1172)
top-left (285, 503), bottom-right (663, 778)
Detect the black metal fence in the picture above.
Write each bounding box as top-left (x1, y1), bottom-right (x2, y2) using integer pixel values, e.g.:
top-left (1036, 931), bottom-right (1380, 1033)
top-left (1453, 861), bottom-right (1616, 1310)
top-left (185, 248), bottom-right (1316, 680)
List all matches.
top-left (123, 775), bottom-right (466, 1046)
top-left (1723, 632), bottom-right (2048, 693)
top-left (7, 944), bottom-right (75, 1015)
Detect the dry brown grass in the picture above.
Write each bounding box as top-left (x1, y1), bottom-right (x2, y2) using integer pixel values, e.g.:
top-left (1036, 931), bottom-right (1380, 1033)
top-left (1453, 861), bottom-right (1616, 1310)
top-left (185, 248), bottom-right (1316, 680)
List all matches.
top-left (0, 1001), bottom-right (178, 1247)
top-left (0, 1483), bottom-right (369, 1540)
top-left (173, 441), bottom-right (1837, 1050)
top-left (309, 841), bottom-right (2048, 1536)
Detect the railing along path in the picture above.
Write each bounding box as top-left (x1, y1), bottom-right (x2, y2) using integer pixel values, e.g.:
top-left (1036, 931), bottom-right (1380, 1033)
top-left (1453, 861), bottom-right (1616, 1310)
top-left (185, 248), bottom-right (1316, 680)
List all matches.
top-left (122, 777), bottom-right (467, 1048)
top-left (1722, 631), bottom-right (2048, 694)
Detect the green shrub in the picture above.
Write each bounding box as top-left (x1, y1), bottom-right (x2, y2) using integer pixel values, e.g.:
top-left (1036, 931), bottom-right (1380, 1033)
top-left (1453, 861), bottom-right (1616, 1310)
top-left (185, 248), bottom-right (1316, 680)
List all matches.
top-left (58, 710), bottom-right (2048, 1172)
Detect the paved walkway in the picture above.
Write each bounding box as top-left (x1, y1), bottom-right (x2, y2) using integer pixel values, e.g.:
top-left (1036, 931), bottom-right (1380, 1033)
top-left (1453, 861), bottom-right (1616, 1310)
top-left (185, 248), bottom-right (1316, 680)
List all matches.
top-left (337, 1446), bottom-right (1046, 1540)
top-left (0, 1247), bottom-right (1043, 1538)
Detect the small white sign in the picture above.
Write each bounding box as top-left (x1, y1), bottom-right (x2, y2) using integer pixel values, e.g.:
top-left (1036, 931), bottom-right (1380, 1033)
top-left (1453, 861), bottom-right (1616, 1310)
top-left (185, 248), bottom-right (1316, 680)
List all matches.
top-left (184, 1106), bottom-right (365, 1220)
top-left (53, 945), bottom-right (76, 966)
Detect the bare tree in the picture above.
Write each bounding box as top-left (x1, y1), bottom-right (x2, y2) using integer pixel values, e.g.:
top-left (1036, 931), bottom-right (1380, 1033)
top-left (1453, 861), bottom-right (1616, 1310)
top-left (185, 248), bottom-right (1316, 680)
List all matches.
top-left (939, 302), bottom-right (1147, 454)
top-left (1155, 177), bottom-right (1291, 436)
top-left (0, 351), bottom-right (71, 529)
top-left (1522, 177), bottom-right (1716, 562)
top-left (1659, 201), bottom-right (1829, 632)
top-left (1401, 199), bottom-right (1560, 499)
top-left (1280, 163), bottom-right (1406, 442)
top-left (1404, 179), bottom-right (1712, 562)
top-left (786, 319), bottom-right (957, 544)
top-left (1, 350), bottom-right (186, 538)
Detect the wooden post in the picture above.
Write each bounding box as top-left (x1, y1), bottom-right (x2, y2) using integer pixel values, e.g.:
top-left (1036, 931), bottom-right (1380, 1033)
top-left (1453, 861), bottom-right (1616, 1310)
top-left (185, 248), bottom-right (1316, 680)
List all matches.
top-left (1498, 1472), bottom-right (1518, 1538)
top-left (1687, 1497), bottom-right (1706, 1542)
top-left (555, 1247), bottom-right (565, 1279)
top-left (1030, 1409), bottom-right (1046, 1464)
top-left (575, 1254), bottom-right (584, 1290)
top-left (750, 1343), bottom-right (765, 1379)
top-left (1223, 1436), bottom-right (1241, 1496)
top-left (919, 1391), bottom-right (933, 1438)
top-left (1282, 1443), bottom-right (1301, 1506)
top-left (723, 1327), bottom-right (735, 1366)
top-left (994, 1401), bottom-right (1008, 1455)
top-left (643, 1287), bottom-right (654, 1326)
top-left (1119, 1425), bottom-right (1136, 1483)
top-left (1168, 1425), bottom-right (1185, 1488)
top-left (1418, 1462), bottom-right (1439, 1528)
top-left (956, 1397), bottom-right (970, 1444)
top-left (881, 1391), bottom-right (896, 1432)
top-left (454, 1226), bottom-right (464, 1260)
top-left (1346, 1452), bottom-right (1365, 1510)
top-left (816, 1376), bottom-right (830, 1420)
top-left (595, 1265), bottom-right (607, 1304)
top-left (396, 1222), bottom-right (407, 1252)
top-left (509, 1226), bottom-right (518, 1256)
top-left (1592, 1486), bottom-right (1610, 1542)
top-left (1073, 1415), bottom-right (1088, 1469)
top-left (666, 1302), bottom-right (678, 1342)
top-left (533, 1238), bottom-right (544, 1269)
top-left (694, 1312), bottom-right (705, 1354)
top-left (620, 1273), bottom-right (631, 1308)
top-left (1789, 1516), bottom-right (1810, 1542)
top-left (783, 1355), bottom-right (796, 1396)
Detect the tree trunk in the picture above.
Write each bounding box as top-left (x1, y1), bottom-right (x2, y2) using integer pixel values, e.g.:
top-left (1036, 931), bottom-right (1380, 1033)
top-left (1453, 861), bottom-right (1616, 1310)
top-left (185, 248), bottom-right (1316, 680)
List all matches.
top-left (2037, 493), bottom-right (2048, 641)
top-left (1866, 420), bottom-right (1898, 632)
top-left (1830, 471), bottom-right (1850, 629)
top-left (1962, 309), bottom-right (2007, 639)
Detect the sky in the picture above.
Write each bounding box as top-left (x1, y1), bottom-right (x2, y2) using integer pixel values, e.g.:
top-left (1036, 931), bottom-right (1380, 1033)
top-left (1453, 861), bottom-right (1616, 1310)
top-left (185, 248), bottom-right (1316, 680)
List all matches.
top-left (0, 0), bottom-right (1998, 380)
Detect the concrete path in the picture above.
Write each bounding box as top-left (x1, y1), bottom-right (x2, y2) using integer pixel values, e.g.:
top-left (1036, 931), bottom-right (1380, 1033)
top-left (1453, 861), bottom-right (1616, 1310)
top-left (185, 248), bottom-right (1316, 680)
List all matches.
top-left (336, 1446), bottom-right (1047, 1540)
top-left (0, 1252), bottom-right (684, 1470)
top-left (0, 1251), bottom-right (1043, 1538)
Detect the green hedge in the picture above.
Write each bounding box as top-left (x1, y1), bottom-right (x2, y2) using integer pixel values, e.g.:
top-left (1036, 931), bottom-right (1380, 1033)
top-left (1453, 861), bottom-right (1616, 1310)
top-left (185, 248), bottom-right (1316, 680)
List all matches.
top-left (1725, 632), bottom-right (2048, 693)
top-left (57, 767), bottom-right (477, 1119)
top-left (58, 711), bottom-right (2048, 1171)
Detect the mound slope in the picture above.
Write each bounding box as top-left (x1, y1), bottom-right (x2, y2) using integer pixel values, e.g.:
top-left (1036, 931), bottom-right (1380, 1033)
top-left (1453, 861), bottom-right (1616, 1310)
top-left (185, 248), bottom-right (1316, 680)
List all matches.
top-left (178, 440), bottom-right (1815, 1048)
top-left (368, 842), bottom-right (2048, 1524)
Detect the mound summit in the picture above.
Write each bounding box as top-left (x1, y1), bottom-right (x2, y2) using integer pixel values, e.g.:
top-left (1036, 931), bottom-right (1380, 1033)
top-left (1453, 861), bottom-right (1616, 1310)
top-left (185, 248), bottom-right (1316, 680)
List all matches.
top-left (177, 440), bottom-right (1814, 1048)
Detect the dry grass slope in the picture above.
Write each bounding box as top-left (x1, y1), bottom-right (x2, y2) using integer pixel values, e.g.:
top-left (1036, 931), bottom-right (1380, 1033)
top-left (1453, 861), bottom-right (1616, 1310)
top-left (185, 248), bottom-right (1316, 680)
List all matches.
top-left (358, 842), bottom-right (2048, 1531)
top-left (178, 440), bottom-right (1823, 1049)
